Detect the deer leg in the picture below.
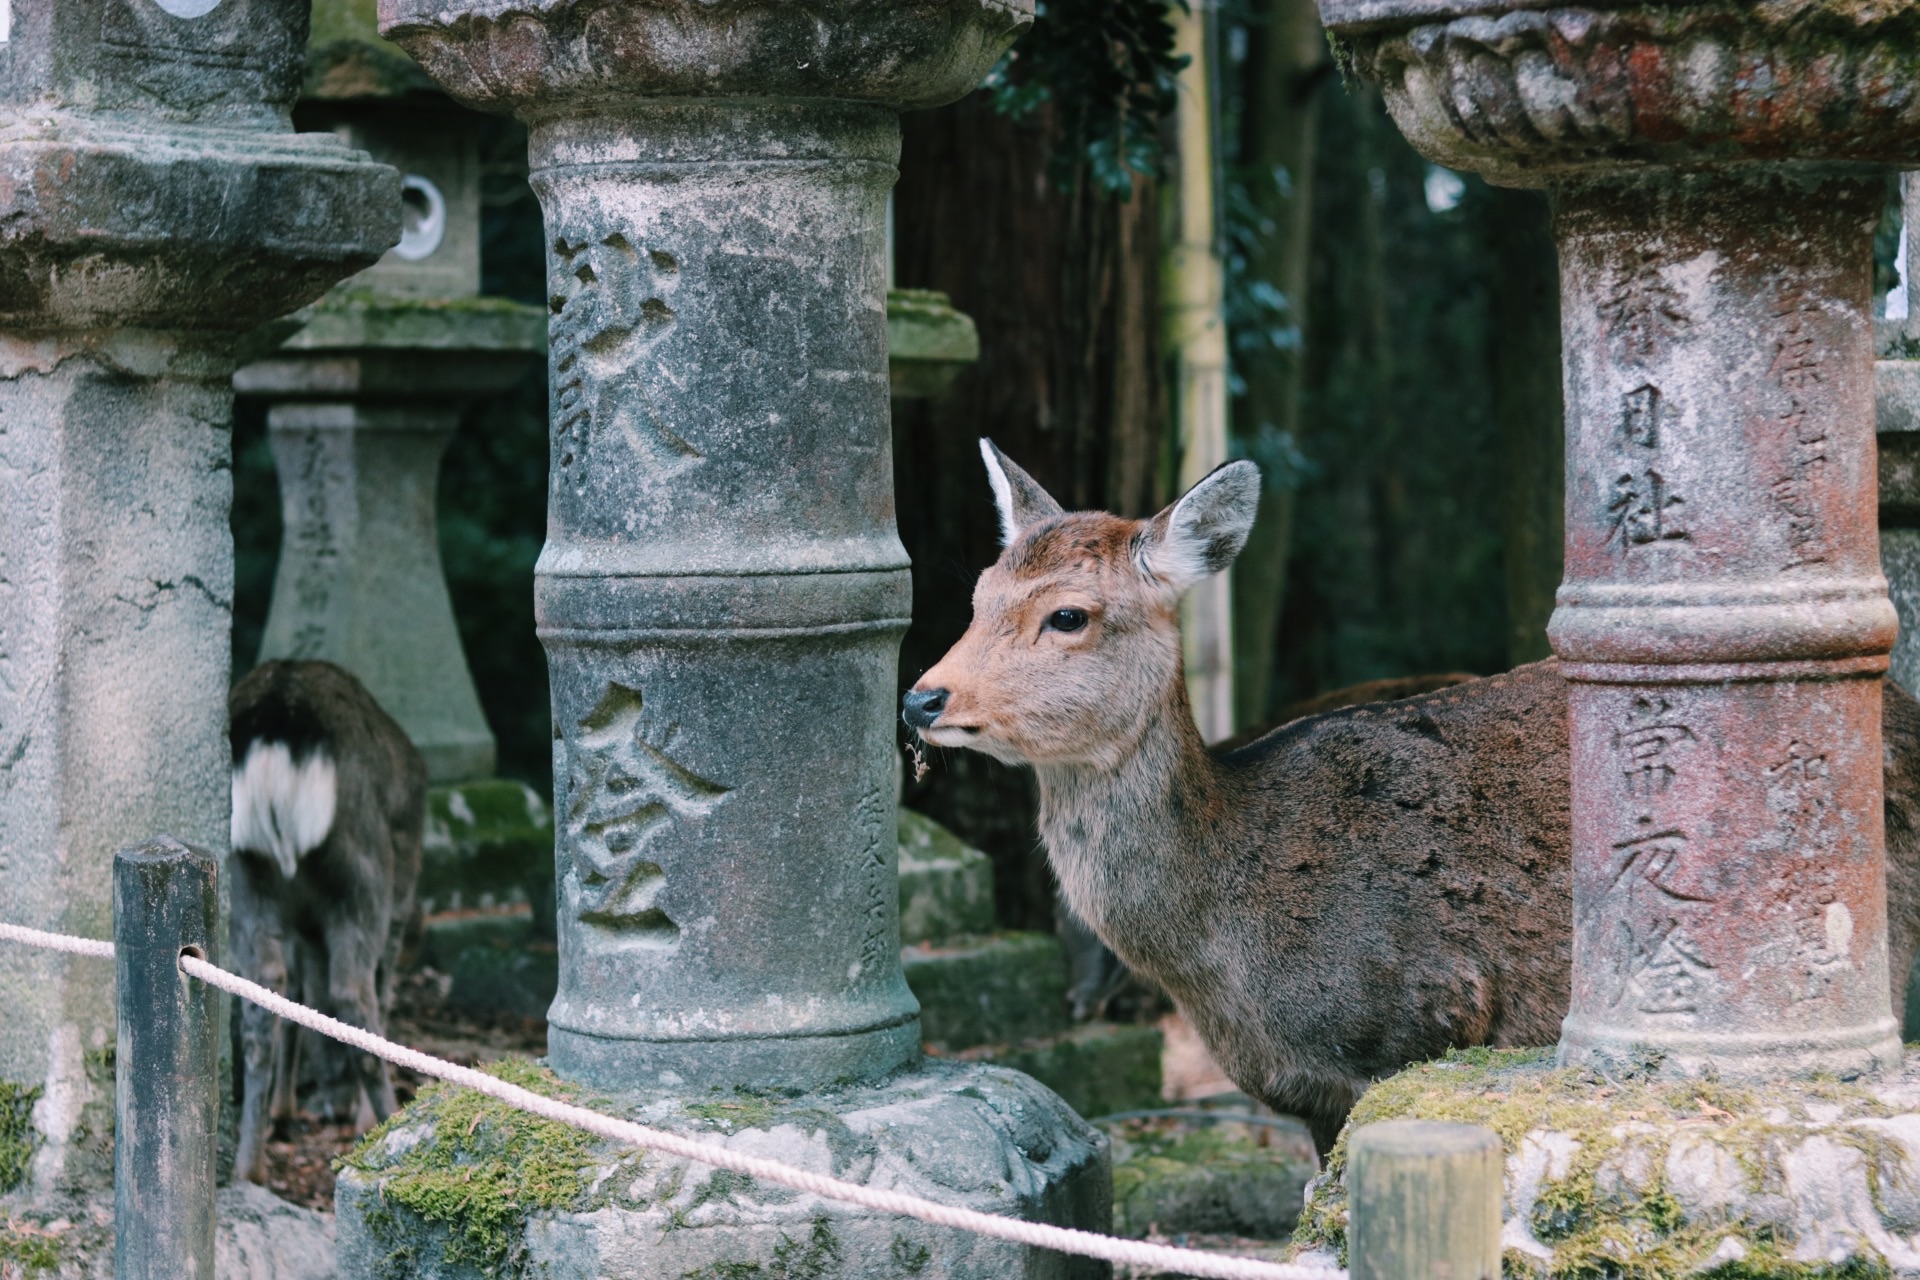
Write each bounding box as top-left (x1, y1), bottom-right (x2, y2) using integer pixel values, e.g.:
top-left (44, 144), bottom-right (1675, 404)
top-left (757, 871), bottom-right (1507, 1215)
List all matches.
top-left (228, 862), bottom-right (288, 1185)
top-left (323, 903), bottom-right (398, 1130)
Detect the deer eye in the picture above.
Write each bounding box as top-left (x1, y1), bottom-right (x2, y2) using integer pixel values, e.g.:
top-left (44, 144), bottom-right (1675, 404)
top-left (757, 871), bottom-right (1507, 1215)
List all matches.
top-left (1046, 608), bottom-right (1089, 634)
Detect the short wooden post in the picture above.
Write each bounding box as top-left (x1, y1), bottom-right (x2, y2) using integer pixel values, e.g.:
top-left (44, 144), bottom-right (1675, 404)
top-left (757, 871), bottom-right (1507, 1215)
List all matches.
top-left (1348, 1120), bottom-right (1503, 1280)
top-left (114, 837), bottom-right (219, 1280)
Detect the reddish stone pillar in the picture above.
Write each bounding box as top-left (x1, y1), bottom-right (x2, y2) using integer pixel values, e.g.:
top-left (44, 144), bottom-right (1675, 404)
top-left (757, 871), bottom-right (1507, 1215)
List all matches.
top-left (1317, 1), bottom-right (1919, 1075)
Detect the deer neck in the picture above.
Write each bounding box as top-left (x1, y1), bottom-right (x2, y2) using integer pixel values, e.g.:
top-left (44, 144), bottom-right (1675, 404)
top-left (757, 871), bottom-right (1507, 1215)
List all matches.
top-left (1031, 681), bottom-right (1222, 957)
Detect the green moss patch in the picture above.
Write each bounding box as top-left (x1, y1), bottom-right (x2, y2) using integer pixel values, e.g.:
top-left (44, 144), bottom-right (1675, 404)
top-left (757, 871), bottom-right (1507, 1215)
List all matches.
top-left (340, 1059), bottom-right (605, 1279)
top-left (0, 1220), bottom-right (60, 1274)
top-left (1294, 1048), bottom-right (1911, 1279)
top-left (0, 1082), bottom-right (40, 1194)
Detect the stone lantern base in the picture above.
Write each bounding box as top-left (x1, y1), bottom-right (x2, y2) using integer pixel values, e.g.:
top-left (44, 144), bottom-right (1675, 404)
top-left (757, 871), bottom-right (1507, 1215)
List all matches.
top-left (1292, 1049), bottom-right (1920, 1277)
top-left (335, 1058), bottom-right (1108, 1279)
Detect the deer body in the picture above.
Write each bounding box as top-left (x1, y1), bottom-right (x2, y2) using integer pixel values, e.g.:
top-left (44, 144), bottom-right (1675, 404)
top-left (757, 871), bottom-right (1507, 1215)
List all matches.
top-left (228, 659), bottom-right (426, 1183)
top-left (909, 443), bottom-right (1920, 1155)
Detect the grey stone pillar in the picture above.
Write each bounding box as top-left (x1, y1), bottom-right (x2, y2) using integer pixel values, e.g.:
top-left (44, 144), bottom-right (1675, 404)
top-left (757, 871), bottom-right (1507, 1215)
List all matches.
top-left (1320, 0), bottom-right (1918, 1078)
top-left (336, 4), bottom-right (1110, 1273)
top-left (0, 0), bottom-right (397, 1196)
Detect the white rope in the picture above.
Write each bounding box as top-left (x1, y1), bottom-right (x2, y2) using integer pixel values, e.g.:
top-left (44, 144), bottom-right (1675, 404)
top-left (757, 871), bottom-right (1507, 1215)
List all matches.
top-left (2, 923), bottom-right (1342, 1280)
top-left (0, 920), bottom-right (115, 959)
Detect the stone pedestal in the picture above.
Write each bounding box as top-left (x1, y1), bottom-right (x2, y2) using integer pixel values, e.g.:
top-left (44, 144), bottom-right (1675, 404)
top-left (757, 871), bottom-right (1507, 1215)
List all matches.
top-left (0, 0), bottom-right (398, 1205)
top-left (336, 1), bottom-right (1110, 1274)
top-left (1319, 0), bottom-right (1920, 1081)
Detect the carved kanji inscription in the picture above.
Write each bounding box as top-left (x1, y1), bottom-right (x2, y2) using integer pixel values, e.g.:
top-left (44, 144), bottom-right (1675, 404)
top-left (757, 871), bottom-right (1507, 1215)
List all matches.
top-left (563, 684), bottom-right (729, 941)
top-left (550, 229), bottom-right (698, 489)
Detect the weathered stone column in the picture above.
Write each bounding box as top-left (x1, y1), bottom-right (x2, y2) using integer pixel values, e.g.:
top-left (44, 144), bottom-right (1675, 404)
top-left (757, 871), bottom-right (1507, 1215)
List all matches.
top-left (337, 2), bottom-right (1107, 1273)
top-left (383, 0), bottom-right (1027, 1094)
top-left (1319, 0), bottom-right (1918, 1077)
top-left (0, 0), bottom-right (397, 1198)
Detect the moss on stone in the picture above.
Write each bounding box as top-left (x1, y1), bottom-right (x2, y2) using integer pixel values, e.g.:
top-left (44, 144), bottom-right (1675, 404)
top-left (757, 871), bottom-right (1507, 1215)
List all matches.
top-left (0, 1082), bottom-right (40, 1194)
top-left (680, 1216), bottom-right (842, 1280)
top-left (683, 1096), bottom-right (779, 1132)
top-left (340, 1058), bottom-right (603, 1279)
top-left (1293, 1048), bottom-right (1913, 1278)
top-left (0, 1220), bottom-right (60, 1274)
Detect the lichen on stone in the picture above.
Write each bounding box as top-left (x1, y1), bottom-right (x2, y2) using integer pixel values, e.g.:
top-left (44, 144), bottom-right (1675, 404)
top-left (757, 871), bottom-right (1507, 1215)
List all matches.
top-left (0, 1082), bottom-right (41, 1195)
top-left (339, 1058), bottom-right (606, 1279)
top-left (1293, 1047), bottom-right (1920, 1278)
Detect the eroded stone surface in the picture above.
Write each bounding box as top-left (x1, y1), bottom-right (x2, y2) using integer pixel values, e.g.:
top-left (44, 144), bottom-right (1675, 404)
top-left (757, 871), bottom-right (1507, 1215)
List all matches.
top-left (1297, 1048), bottom-right (1920, 1277)
top-left (335, 1059), bottom-right (1108, 1280)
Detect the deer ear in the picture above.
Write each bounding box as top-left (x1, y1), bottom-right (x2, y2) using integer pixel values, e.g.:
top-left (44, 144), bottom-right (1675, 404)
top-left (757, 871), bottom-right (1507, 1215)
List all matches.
top-left (1136, 460), bottom-right (1262, 592)
top-left (980, 438), bottom-right (1066, 546)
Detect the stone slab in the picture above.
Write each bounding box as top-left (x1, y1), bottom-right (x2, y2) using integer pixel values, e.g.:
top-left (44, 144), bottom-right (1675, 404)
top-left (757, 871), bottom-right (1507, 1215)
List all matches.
top-left (902, 933), bottom-right (1070, 1050)
top-left (1110, 1120), bottom-right (1316, 1240)
top-left (951, 1024), bottom-right (1167, 1122)
top-left (418, 780), bottom-right (554, 917)
top-left (334, 1058), bottom-right (1109, 1279)
top-left (1297, 1048), bottom-right (1920, 1277)
top-left (888, 288), bottom-right (979, 400)
top-left (417, 910), bottom-right (559, 1021)
top-left (897, 809), bottom-right (996, 946)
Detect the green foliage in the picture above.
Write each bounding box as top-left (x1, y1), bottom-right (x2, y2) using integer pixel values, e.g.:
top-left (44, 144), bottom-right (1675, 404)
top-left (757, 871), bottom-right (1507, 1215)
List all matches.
top-left (341, 1059), bottom-right (598, 1279)
top-left (984, 0), bottom-right (1188, 196)
top-left (0, 1082), bottom-right (39, 1194)
top-left (1273, 79), bottom-right (1508, 704)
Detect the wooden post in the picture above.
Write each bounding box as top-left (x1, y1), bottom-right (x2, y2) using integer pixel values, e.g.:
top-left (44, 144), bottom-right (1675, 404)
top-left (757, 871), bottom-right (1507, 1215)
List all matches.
top-left (114, 837), bottom-right (219, 1280)
top-left (1348, 1120), bottom-right (1503, 1280)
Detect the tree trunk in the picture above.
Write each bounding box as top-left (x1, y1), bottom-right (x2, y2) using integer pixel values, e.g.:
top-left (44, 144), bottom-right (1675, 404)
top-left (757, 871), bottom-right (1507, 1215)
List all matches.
top-left (1230, 0), bottom-right (1325, 726)
top-left (892, 93), bottom-right (1169, 931)
top-left (1486, 185), bottom-right (1564, 667)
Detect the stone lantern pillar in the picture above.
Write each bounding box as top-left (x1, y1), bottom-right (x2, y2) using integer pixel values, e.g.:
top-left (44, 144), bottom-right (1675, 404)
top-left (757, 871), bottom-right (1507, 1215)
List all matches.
top-left (335, 2), bottom-right (1108, 1274)
top-left (1318, 0), bottom-right (1917, 1078)
top-left (0, 0), bottom-right (397, 1197)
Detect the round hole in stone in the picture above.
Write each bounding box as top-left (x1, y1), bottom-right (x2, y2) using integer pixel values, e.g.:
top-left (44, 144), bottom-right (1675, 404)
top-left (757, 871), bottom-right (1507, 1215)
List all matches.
top-left (394, 174), bottom-right (447, 262)
top-left (151, 0), bottom-right (224, 17)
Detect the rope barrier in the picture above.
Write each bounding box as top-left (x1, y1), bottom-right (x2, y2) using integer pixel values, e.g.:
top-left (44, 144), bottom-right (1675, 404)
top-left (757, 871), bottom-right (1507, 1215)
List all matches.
top-left (3, 922), bottom-right (1343, 1280)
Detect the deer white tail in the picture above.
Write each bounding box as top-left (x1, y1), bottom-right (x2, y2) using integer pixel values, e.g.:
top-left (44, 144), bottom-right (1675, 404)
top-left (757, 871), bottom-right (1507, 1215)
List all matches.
top-left (231, 740), bottom-right (337, 879)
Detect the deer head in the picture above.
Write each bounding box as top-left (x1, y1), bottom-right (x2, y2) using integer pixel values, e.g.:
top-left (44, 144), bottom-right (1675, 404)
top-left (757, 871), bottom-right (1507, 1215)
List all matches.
top-left (904, 440), bottom-right (1260, 770)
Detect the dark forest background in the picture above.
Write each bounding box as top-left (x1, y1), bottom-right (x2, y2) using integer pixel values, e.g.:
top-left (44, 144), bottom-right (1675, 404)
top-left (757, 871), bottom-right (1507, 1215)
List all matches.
top-left (231, 2), bottom-right (1574, 935)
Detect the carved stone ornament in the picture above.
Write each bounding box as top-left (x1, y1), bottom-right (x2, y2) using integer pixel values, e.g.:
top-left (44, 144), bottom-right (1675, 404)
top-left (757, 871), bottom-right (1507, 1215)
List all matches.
top-left (1321, 1), bottom-right (1920, 183)
top-left (378, 0), bottom-right (1033, 113)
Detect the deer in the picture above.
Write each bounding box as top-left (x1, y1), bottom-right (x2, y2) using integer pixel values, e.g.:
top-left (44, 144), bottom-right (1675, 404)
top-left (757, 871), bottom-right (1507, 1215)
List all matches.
top-left (902, 440), bottom-right (1920, 1157)
top-left (228, 659), bottom-right (427, 1184)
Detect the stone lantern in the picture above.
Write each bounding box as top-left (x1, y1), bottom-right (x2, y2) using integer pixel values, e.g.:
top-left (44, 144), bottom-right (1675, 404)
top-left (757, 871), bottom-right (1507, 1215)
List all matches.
top-left (1290, 3), bottom-right (1920, 1269)
top-left (0, 0), bottom-right (394, 1255)
top-left (333, 2), bottom-right (1109, 1275)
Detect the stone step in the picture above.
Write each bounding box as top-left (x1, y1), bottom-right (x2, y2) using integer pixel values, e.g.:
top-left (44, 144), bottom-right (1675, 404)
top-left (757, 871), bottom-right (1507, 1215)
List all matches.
top-left (901, 931), bottom-right (1071, 1050)
top-left (942, 1021), bottom-right (1168, 1121)
top-left (418, 778), bottom-right (554, 921)
top-left (417, 908), bottom-right (556, 1021)
top-left (896, 808), bottom-right (996, 945)
top-left (1108, 1115), bottom-right (1317, 1241)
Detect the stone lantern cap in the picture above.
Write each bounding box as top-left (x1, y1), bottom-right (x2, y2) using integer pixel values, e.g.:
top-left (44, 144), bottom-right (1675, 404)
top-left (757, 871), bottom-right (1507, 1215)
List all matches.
top-left (1315, 0), bottom-right (1920, 184)
top-left (378, 0), bottom-right (1032, 112)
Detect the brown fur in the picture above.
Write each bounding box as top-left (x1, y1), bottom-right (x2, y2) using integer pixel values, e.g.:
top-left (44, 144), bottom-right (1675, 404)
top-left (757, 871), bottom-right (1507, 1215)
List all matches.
top-left (914, 450), bottom-right (1920, 1157)
top-left (227, 660), bottom-right (426, 1184)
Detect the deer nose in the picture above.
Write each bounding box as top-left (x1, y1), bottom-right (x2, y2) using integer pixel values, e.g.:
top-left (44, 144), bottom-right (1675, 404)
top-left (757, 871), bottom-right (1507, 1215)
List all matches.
top-left (902, 688), bottom-right (948, 730)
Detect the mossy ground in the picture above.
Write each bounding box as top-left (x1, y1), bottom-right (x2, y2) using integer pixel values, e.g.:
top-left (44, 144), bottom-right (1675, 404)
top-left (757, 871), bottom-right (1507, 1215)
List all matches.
top-left (0, 1220), bottom-right (60, 1275)
top-left (0, 1083), bottom-right (39, 1194)
top-left (341, 1059), bottom-right (607, 1279)
top-left (1293, 1047), bottom-right (1912, 1280)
